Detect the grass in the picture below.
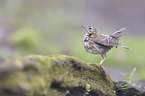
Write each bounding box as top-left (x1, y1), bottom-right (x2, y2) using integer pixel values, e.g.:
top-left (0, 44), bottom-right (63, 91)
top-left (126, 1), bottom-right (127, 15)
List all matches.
top-left (121, 67), bottom-right (137, 84)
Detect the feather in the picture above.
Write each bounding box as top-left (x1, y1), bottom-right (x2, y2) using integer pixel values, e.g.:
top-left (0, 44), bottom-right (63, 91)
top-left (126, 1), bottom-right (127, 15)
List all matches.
top-left (110, 27), bottom-right (128, 38)
top-left (118, 46), bottom-right (133, 50)
top-left (93, 34), bottom-right (120, 47)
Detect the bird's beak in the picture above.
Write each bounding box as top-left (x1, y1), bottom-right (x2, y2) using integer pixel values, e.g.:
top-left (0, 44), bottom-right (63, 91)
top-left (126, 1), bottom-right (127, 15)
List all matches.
top-left (81, 25), bottom-right (85, 28)
top-left (81, 25), bottom-right (88, 32)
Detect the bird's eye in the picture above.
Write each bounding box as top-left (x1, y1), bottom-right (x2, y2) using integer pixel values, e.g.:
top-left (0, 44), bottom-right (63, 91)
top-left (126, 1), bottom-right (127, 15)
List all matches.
top-left (89, 27), bottom-right (92, 30)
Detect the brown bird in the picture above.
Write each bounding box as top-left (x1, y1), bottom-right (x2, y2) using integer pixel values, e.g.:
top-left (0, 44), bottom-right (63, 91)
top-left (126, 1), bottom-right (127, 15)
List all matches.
top-left (81, 25), bottom-right (132, 65)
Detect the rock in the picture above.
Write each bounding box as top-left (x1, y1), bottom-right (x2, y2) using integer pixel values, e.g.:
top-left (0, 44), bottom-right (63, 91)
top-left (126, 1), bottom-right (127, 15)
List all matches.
top-left (0, 54), bottom-right (144, 96)
top-left (115, 81), bottom-right (145, 96)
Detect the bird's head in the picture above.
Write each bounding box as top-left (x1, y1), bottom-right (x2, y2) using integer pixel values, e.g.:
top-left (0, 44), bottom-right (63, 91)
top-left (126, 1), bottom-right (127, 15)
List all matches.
top-left (81, 25), bottom-right (97, 34)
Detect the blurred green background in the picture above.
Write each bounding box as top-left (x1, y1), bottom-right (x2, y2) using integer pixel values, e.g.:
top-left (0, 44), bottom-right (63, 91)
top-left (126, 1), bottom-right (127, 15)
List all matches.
top-left (0, 0), bottom-right (145, 83)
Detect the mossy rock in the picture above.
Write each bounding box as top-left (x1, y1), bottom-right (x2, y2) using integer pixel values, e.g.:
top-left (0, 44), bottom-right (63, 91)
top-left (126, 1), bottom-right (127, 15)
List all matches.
top-left (0, 54), bottom-right (144, 96)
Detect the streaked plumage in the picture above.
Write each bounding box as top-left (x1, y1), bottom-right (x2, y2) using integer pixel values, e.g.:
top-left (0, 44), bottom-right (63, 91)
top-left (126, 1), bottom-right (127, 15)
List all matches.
top-left (81, 25), bottom-right (132, 65)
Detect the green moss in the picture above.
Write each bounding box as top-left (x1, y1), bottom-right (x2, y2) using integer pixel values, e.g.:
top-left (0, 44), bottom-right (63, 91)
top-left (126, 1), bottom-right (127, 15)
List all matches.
top-left (0, 54), bottom-right (117, 95)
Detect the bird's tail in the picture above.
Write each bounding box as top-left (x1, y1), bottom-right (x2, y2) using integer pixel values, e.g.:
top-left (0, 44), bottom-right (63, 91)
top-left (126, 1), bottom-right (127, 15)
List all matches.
top-left (119, 45), bottom-right (133, 50)
top-left (111, 27), bottom-right (128, 38)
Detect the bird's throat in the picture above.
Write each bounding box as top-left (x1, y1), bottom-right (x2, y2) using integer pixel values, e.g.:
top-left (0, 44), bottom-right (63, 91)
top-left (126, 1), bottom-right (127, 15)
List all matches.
top-left (86, 33), bottom-right (93, 37)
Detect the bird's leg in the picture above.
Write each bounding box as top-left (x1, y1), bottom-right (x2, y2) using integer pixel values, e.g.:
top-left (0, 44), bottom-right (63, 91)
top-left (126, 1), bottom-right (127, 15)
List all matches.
top-left (99, 54), bottom-right (106, 65)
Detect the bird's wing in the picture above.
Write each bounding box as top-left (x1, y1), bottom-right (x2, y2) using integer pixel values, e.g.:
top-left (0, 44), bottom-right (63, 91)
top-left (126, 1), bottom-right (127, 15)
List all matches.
top-left (93, 34), bottom-right (120, 47)
top-left (110, 27), bottom-right (127, 38)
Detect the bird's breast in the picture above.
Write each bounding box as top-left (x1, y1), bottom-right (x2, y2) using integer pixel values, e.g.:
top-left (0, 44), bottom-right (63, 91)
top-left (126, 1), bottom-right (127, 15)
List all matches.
top-left (82, 36), bottom-right (112, 54)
